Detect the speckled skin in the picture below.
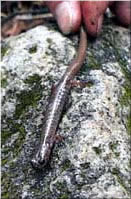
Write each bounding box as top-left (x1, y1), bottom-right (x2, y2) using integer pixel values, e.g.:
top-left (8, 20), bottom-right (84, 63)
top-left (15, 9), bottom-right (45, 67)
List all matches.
top-left (31, 26), bottom-right (87, 169)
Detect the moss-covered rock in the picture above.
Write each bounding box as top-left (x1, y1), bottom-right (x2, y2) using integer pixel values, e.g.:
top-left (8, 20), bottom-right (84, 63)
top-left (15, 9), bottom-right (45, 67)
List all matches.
top-left (1, 21), bottom-right (130, 199)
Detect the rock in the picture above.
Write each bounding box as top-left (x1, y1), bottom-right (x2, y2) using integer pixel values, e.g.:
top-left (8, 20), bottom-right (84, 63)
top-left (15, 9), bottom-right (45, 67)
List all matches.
top-left (1, 21), bottom-right (131, 199)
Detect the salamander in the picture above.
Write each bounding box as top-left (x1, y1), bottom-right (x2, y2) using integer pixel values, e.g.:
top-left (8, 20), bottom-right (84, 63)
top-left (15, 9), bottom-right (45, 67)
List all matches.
top-left (31, 26), bottom-right (87, 169)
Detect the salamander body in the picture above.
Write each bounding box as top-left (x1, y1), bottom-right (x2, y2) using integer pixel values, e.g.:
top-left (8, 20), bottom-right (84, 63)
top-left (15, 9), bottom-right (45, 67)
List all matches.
top-left (31, 26), bottom-right (87, 169)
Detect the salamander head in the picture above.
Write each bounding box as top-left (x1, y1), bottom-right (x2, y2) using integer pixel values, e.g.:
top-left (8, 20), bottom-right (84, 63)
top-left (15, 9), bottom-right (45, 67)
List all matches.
top-left (31, 150), bottom-right (49, 170)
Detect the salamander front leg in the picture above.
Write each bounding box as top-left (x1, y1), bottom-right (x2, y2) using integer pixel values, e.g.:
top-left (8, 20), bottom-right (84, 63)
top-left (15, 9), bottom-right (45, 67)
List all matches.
top-left (70, 79), bottom-right (94, 88)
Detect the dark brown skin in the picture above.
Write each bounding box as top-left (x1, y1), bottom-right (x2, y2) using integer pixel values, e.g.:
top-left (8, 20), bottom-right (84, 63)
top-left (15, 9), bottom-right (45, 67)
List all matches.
top-left (31, 26), bottom-right (87, 169)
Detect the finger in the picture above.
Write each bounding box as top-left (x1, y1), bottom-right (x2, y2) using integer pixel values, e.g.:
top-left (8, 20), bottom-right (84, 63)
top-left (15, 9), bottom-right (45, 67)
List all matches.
top-left (110, 1), bottom-right (131, 27)
top-left (81, 1), bottom-right (110, 37)
top-left (45, 1), bottom-right (81, 34)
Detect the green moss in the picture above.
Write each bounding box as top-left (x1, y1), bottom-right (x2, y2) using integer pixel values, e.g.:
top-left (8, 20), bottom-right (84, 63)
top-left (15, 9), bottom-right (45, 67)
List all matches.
top-left (2, 147), bottom-right (10, 156)
top-left (56, 182), bottom-right (66, 190)
top-left (126, 115), bottom-right (131, 135)
top-left (80, 53), bottom-right (101, 75)
top-left (15, 90), bottom-right (36, 118)
top-left (80, 80), bottom-right (94, 88)
top-left (109, 141), bottom-right (118, 151)
top-left (2, 133), bottom-right (26, 197)
top-left (13, 129), bottom-right (25, 157)
top-left (28, 45), bottom-right (37, 54)
top-left (120, 84), bottom-right (131, 135)
top-left (2, 74), bottom-right (42, 174)
top-left (1, 172), bottom-right (20, 199)
top-left (24, 73), bottom-right (41, 85)
top-left (113, 46), bottom-right (131, 82)
top-left (58, 194), bottom-right (69, 199)
top-left (120, 86), bottom-right (131, 135)
top-left (1, 44), bottom-right (10, 58)
top-left (109, 141), bottom-right (120, 157)
top-left (1, 119), bottom-right (26, 168)
top-left (111, 168), bottom-right (129, 193)
top-left (80, 162), bottom-right (90, 169)
top-left (61, 159), bottom-right (72, 172)
top-left (120, 83), bottom-right (131, 136)
top-left (47, 38), bottom-right (52, 44)
top-left (15, 74), bottom-right (42, 119)
top-left (104, 30), bottom-right (131, 136)
top-left (92, 146), bottom-right (102, 155)
top-left (2, 158), bottom-right (8, 165)
top-left (87, 54), bottom-right (101, 70)
top-left (1, 130), bottom-right (11, 145)
top-left (128, 159), bottom-right (131, 169)
top-left (116, 175), bottom-right (129, 193)
top-left (114, 152), bottom-right (120, 157)
top-left (1, 78), bottom-right (8, 88)
top-left (55, 181), bottom-right (70, 195)
top-left (2, 124), bottom-right (26, 157)
top-left (120, 86), bottom-right (131, 107)
top-left (1, 192), bottom-right (9, 199)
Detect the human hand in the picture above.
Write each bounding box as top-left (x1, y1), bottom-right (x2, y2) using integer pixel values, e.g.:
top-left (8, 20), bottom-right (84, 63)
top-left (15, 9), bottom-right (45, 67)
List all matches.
top-left (44, 1), bottom-right (130, 37)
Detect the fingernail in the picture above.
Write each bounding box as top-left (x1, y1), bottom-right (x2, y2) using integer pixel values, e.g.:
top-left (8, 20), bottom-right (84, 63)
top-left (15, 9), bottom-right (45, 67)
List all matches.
top-left (55, 2), bottom-right (81, 34)
top-left (55, 2), bottom-right (73, 34)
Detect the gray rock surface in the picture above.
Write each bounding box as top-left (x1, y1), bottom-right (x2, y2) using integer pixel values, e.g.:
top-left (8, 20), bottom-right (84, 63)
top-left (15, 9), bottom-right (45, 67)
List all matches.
top-left (1, 20), bottom-right (131, 199)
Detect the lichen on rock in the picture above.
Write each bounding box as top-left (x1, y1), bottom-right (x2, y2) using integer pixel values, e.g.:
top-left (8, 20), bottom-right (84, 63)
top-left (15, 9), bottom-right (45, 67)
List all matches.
top-left (1, 23), bottom-right (130, 199)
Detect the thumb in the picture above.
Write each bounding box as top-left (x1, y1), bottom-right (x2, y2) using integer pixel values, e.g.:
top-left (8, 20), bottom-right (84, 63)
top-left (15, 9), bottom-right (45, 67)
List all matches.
top-left (45, 1), bottom-right (81, 34)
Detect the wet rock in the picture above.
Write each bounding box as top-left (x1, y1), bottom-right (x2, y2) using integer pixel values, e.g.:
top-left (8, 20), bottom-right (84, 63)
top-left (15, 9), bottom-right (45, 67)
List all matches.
top-left (1, 21), bottom-right (130, 199)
